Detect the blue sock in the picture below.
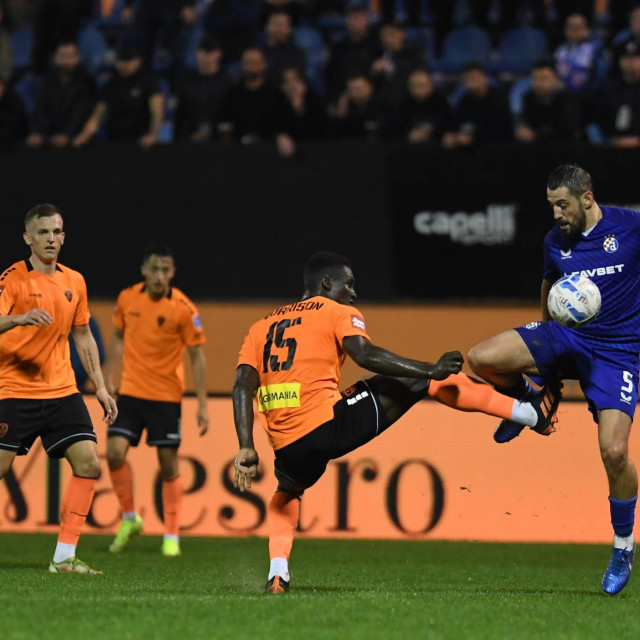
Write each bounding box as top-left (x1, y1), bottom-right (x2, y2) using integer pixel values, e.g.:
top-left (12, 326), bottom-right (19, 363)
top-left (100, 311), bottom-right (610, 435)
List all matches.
top-left (496, 376), bottom-right (535, 401)
top-left (609, 495), bottom-right (637, 537)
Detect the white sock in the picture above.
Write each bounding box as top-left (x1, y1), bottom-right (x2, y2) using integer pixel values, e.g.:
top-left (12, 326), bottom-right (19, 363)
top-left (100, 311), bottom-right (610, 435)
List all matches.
top-left (511, 400), bottom-right (538, 427)
top-left (268, 557), bottom-right (289, 581)
top-left (163, 534), bottom-right (179, 543)
top-left (122, 511), bottom-right (138, 522)
top-left (614, 534), bottom-right (635, 551)
top-left (53, 542), bottom-right (76, 563)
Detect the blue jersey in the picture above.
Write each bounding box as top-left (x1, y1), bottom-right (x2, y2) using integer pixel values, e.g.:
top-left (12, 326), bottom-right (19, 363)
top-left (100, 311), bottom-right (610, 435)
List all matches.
top-left (543, 205), bottom-right (640, 353)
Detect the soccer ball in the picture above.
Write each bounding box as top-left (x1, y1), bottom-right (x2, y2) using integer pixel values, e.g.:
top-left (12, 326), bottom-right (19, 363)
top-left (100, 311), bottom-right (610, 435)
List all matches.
top-left (547, 274), bottom-right (601, 328)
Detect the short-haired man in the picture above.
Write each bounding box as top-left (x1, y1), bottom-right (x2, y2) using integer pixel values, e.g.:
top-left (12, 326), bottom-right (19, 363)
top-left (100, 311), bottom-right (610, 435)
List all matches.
top-left (0, 203), bottom-right (117, 574)
top-left (105, 245), bottom-right (209, 557)
top-left (233, 251), bottom-right (558, 593)
top-left (469, 164), bottom-right (640, 595)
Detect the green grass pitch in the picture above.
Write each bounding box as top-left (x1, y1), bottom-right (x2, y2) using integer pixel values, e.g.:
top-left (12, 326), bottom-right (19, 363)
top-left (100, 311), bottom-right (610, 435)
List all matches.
top-left (1, 533), bottom-right (639, 640)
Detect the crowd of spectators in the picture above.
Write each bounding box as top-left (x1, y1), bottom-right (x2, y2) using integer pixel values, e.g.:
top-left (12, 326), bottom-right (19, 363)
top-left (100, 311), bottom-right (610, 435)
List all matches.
top-left (1, 0), bottom-right (640, 154)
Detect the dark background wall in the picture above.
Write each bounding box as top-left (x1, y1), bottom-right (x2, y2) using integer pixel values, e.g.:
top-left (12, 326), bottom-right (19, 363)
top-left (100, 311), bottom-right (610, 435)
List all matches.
top-left (2, 142), bottom-right (639, 301)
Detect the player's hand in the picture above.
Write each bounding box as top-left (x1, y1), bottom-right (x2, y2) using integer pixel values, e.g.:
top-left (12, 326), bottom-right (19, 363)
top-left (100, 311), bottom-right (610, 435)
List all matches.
top-left (196, 405), bottom-right (209, 436)
top-left (429, 351), bottom-right (464, 380)
top-left (96, 387), bottom-right (118, 425)
top-left (234, 447), bottom-right (259, 492)
top-left (17, 309), bottom-right (52, 328)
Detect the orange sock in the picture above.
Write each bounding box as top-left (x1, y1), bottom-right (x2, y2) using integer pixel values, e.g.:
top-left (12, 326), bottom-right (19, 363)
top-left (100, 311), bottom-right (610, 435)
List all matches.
top-left (428, 373), bottom-right (515, 420)
top-left (162, 476), bottom-right (183, 536)
top-left (268, 492), bottom-right (300, 560)
top-left (58, 476), bottom-right (96, 545)
top-left (109, 460), bottom-right (135, 514)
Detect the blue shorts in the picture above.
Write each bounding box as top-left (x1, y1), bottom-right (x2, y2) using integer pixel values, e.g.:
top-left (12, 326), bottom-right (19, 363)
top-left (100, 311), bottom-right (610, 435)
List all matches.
top-left (515, 321), bottom-right (639, 423)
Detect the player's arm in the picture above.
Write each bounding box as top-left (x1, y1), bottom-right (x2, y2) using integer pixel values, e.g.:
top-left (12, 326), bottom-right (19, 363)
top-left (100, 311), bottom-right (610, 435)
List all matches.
top-left (232, 364), bottom-right (260, 492)
top-left (343, 336), bottom-right (463, 380)
top-left (0, 309), bottom-right (52, 334)
top-left (187, 344), bottom-right (209, 436)
top-left (71, 323), bottom-right (118, 424)
top-left (103, 326), bottom-right (124, 396)
top-left (541, 278), bottom-right (552, 322)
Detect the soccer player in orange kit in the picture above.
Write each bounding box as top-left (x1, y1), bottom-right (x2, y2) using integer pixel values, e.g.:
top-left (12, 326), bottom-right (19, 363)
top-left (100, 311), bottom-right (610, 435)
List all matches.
top-left (233, 251), bottom-right (559, 593)
top-left (0, 203), bottom-right (118, 574)
top-left (105, 244), bottom-right (208, 557)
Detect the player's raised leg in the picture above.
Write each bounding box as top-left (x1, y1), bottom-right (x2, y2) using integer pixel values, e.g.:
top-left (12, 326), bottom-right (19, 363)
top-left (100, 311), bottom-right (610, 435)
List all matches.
top-left (49, 440), bottom-right (102, 574)
top-left (158, 446), bottom-right (182, 557)
top-left (107, 435), bottom-right (143, 553)
top-left (468, 329), bottom-right (550, 442)
top-left (599, 409), bottom-right (638, 594)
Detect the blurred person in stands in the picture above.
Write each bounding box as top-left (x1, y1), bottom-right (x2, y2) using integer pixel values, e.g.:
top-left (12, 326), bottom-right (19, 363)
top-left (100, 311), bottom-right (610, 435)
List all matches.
top-left (217, 46), bottom-right (279, 144)
top-left (275, 65), bottom-right (326, 157)
top-left (259, 0), bottom-right (304, 26)
top-left (262, 10), bottom-right (306, 85)
top-left (121, 0), bottom-right (197, 79)
top-left (595, 48), bottom-right (640, 148)
top-left (325, 3), bottom-right (378, 105)
top-left (31, 0), bottom-right (91, 74)
top-left (442, 62), bottom-right (512, 149)
top-left (174, 34), bottom-right (230, 143)
top-left (553, 13), bottom-right (604, 94)
top-left (104, 244), bottom-right (209, 557)
top-left (26, 40), bottom-right (96, 148)
top-left (73, 42), bottom-right (163, 148)
top-left (202, 0), bottom-right (261, 62)
top-left (397, 67), bottom-right (453, 144)
top-left (370, 22), bottom-right (423, 109)
top-left (330, 72), bottom-right (394, 140)
top-left (612, 6), bottom-right (640, 76)
top-left (514, 59), bottom-right (582, 143)
top-left (0, 77), bottom-right (27, 146)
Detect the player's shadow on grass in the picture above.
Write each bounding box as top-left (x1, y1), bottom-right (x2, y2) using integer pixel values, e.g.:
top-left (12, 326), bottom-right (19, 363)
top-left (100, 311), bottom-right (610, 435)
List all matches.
top-left (0, 562), bottom-right (47, 570)
top-left (496, 586), bottom-right (603, 598)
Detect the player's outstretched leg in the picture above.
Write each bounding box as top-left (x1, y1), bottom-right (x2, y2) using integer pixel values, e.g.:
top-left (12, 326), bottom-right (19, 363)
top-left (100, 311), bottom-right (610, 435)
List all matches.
top-left (265, 490), bottom-right (300, 594)
top-left (427, 374), bottom-right (561, 441)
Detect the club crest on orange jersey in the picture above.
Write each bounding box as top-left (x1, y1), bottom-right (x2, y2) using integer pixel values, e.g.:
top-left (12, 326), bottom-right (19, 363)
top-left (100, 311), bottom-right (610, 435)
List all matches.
top-left (64, 290), bottom-right (73, 302)
top-left (157, 316), bottom-right (165, 327)
top-left (0, 423), bottom-right (8, 438)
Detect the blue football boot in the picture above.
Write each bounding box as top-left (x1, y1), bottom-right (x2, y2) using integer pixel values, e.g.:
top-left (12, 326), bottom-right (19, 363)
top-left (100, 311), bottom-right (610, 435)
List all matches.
top-left (602, 543), bottom-right (635, 595)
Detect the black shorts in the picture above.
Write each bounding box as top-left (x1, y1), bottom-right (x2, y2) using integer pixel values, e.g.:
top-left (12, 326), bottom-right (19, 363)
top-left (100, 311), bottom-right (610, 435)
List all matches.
top-left (108, 394), bottom-right (181, 447)
top-left (274, 380), bottom-right (391, 490)
top-left (0, 394), bottom-right (96, 458)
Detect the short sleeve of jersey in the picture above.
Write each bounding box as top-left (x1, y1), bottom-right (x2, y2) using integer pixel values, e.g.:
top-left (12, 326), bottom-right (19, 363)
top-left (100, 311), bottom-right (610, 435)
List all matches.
top-left (178, 295), bottom-right (206, 347)
top-left (542, 232), bottom-right (561, 282)
top-left (237, 328), bottom-right (259, 371)
top-left (0, 270), bottom-right (17, 316)
top-left (113, 289), bottom-right (127, 330)
top-left (73, 271), bottom-right (91, 326)
top-left (332, 304), bottom-right (370, 344)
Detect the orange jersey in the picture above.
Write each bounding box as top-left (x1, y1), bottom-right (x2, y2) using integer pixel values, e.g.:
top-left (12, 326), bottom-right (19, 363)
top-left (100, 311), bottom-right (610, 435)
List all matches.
top-left (114, 283), bottom-right (205, 403)
top-left (0, 260), bottom-right (90, 400)
top-left (237, 296), bottom-right (370, 450)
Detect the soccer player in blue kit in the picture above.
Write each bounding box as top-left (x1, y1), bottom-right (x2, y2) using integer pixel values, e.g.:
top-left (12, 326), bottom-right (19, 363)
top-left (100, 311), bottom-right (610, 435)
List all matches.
top-left (468, 164), bottom-right (640, 595)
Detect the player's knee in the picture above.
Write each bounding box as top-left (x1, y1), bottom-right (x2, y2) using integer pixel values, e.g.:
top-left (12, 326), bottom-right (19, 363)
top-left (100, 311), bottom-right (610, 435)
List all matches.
top-left (467, 344), bottom-right (488, 374)
top-left (601, 442), bottom-right (629, 474)
top-left (71, 454), bottom-right (100, 479)
top-left (106, 447), bottom-right (125, 470)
